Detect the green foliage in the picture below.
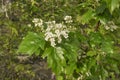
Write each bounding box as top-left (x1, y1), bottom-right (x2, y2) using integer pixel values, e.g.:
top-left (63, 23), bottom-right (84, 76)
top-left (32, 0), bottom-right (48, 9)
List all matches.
top-left (104, 0), bottom-right (120, 13)
top-left (77, 9), bottom-right (95, 24)
top-left (0, 0), bottom-right (120, 80)
top-left (17, 32), bottom-right (45, 55)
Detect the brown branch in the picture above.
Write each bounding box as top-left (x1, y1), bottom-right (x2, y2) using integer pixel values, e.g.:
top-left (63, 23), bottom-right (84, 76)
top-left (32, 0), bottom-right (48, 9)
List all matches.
top-left (94, 21), bottom-right (101, 31)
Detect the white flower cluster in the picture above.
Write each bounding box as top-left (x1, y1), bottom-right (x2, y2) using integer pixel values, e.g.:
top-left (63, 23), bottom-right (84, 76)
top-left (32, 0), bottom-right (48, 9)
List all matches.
top-left (32, 18), bottom-right (43, 27)
top-left (64, 15), bottom-right (73, 23)
top-left (44, 21), bottom-right (69, 47)
top-left (32, 16), bottom-right (73, 47)
top-left (104, 21), bottom-right (117, 31)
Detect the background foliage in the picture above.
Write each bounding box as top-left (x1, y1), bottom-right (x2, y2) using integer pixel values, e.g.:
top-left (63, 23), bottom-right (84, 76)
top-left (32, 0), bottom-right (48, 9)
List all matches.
top-left (0, 0), bottom-right (120, 80)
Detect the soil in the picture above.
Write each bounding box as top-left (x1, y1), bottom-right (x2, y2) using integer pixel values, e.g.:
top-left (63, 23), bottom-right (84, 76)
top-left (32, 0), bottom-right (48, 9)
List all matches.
top-left (17, 55), bottom-right (56, 80)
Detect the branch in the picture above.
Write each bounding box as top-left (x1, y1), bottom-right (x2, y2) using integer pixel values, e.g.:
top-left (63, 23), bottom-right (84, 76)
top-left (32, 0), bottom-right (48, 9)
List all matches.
top-left (94, 21), bottom-right (101, 31)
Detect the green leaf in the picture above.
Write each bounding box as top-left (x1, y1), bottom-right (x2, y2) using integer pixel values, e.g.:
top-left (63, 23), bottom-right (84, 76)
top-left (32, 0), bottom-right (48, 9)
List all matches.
top-left (78, 9), bottom-right (95, 24)
top-left (11, 27), bottom-right (18, 36)
top-left (47, 54), bottom-right (54, 68)
top-left (38, 39), bottom-right (45, 50)
top-left (87, 58), bottom-right (96, 70)
top-left (35, 49), bottom-right (41, 56)
top-left (111, 0), bottom-right (119, 13)
top-left (96, 2), bottom-right (106, 14)
top-left (55, 47), bottom-right (66, 66)
top-left (89, 32), bottom-right (103, 47)
top-left (56, 76), bottom-right (63, 80)
top-left (37, 33), bottom-right (46, 50)
top-left (104, 0), bottom-right (120, 13)
top-left (110, 53), bottom-right (120, 62)
top-left (101, 41), bottom-right (113, 53)
top-left (66, 63), bottom-right (76, 75)
top-left (63, 43), bottom-right (78, 62)
top-left (87, 51), bottom-right (96, 57)
top-left (46, 47), bottom-right (65, 75)
top-left (42, 47), bottom-right (53, 58)
top-left (17, 32), bottom-right (45, 55)
top-left (17, 41), bottom-right (39, 55)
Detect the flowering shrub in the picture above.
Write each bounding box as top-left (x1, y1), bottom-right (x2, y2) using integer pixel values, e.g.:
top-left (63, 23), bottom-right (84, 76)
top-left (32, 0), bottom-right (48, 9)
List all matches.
top-left (32, 16), bottom-right (74, 47)
top-left (16, 0), bottom-right (120, 80)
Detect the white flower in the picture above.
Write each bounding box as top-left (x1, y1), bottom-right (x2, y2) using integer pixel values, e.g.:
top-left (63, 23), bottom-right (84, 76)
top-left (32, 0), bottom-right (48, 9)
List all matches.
top-left (46, 21), bottom-right (56, 27)
top-left (56, 23), bottom-right (63, 29)
top-left (105, 25), bottom-right (110, 30)
top-left (50, 38), bottom-right (56, 47)
top-left (32, 18), bottom-right (39, 23)
top-left (31, 16), bottom-right (73, 47)
top-left (28, 24), bottom-right (31, 27)
top-left (61, 31), bottom-right (69, 38)
top-left (38, 19), bottom-right (43, 26)
top-left (64, 16), bottom-right (72, 20)
top-left (37, 22), bottom-right (43, 26)
top-left (64, 15), bottom-right (73, 23)
top-left (45, 32), bottom-right (54, 41)
top-left (35, 23), bottom-right (38, 27)
top-left (45, 21), bottom-right (56, 30)
top-left (46, 27), bottom-right (51, 31)
top-left (58, 37), bottom-right (62, 43)
top-left (32, 18), bottom-right (43, 27)
top-left (45, 36), bottom-right (49, 41)
top-left (104, 21), bottom-right (118, 31)
top-left (111, 25), bottom-right (117, 30)
top-left (55, 30), bottom-right (61, 37)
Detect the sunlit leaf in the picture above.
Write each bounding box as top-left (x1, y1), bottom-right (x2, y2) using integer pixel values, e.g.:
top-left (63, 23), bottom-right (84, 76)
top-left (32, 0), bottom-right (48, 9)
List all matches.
top-left (87, 51), bottom-right (96, 57)
top-left (111, 0), bottom-right (119, 13)
top-left (42, 47), bottom-right (53, 58)
top-left (55, 47), bottom-right (66, 66)
top-left (17, 32), bottom-right (45, 55)
top-left (66, 63), bottom-right (76, 75)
